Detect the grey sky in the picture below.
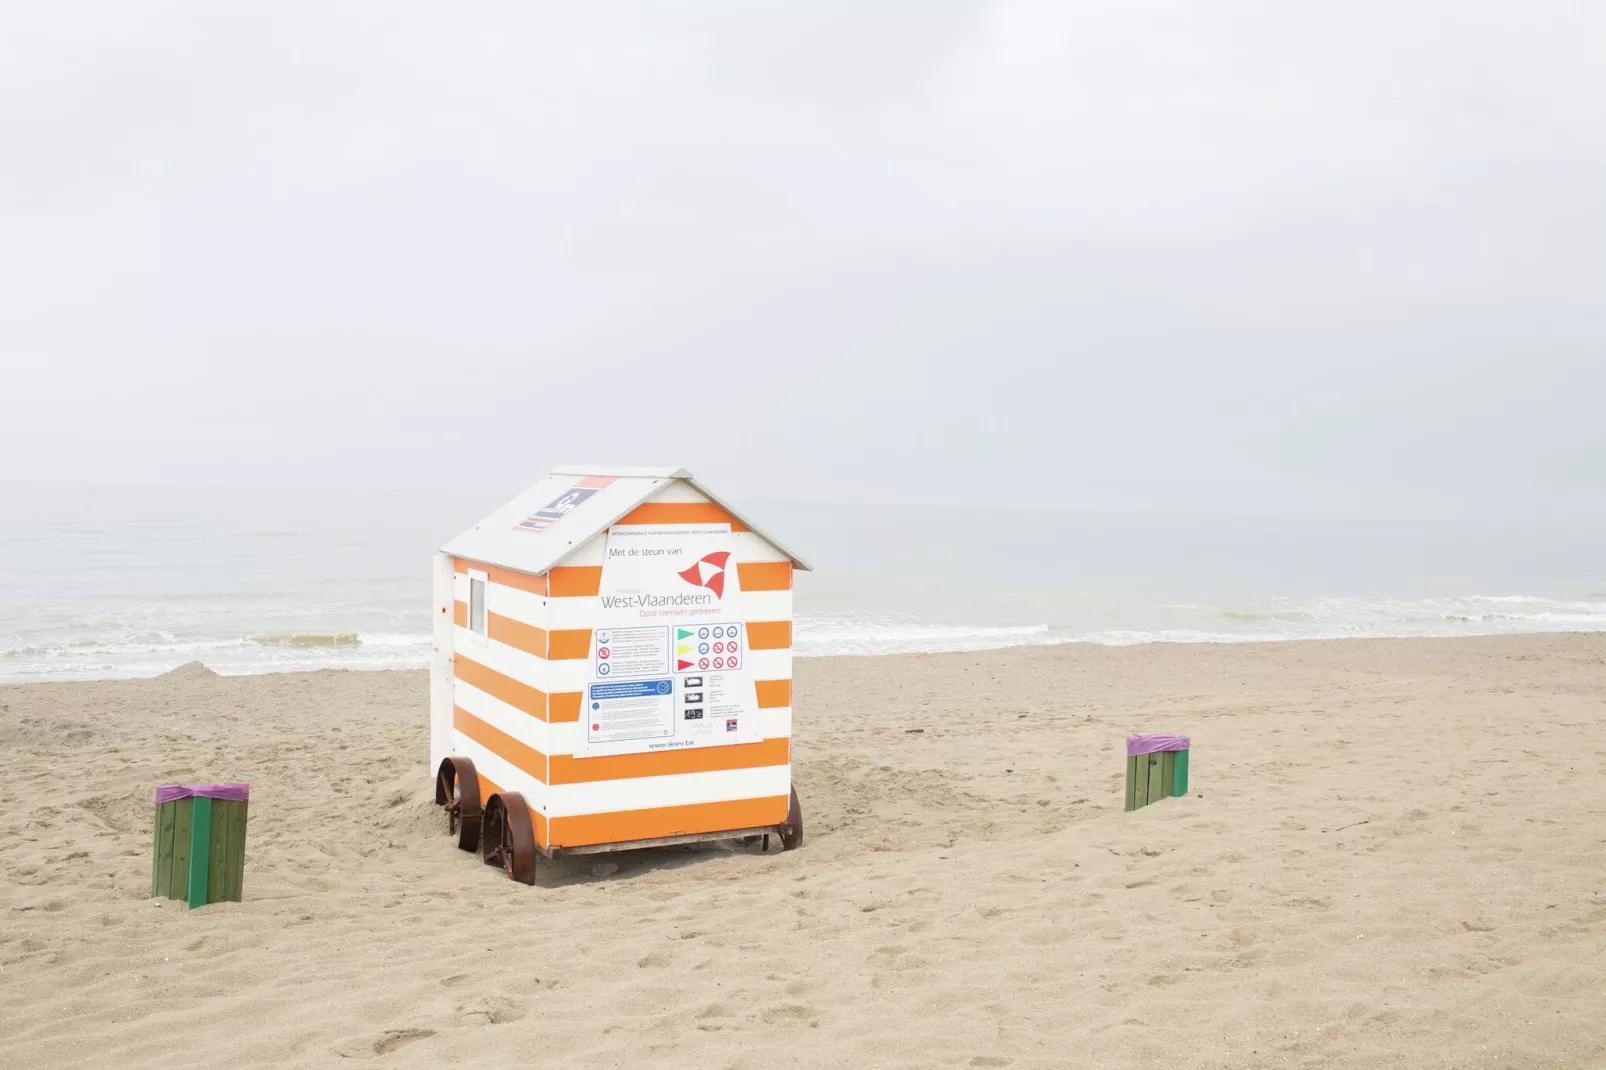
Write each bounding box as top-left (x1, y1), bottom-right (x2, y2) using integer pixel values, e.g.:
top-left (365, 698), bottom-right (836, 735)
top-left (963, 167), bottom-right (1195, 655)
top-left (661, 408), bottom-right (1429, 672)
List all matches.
top-left (3, 2), bottom-right (1602, 519)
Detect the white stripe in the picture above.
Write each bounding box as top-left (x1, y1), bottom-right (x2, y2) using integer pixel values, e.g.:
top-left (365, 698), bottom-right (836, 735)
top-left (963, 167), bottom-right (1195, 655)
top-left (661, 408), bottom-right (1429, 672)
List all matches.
top-left (742, 649), bottom-right (791, 681)
top-left (736, 590), bottom-right (793, 619)
top-left (455, 678), bottom-right (557, 755)
top-left (545, 764), bottom-right (790, 818)
top-left (546, 659), bottom-right (591, 693)
top-left (542, 721), bottom-right (587, 756)
top-left (755, 706), bottom-right (792, 737)
top-left (545, 597), bottom-right (597, 629)
top-left (455, 627), bottom-right (550, 691)
top-left (453, 732), bottom-right (548, 812)
top-left (487, 584), bottom-right (548, 628)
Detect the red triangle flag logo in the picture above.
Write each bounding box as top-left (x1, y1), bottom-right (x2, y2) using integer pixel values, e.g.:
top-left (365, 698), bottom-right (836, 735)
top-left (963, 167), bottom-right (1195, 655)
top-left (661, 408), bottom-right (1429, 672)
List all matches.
top-left (676, 551), bottom-right (730, 599)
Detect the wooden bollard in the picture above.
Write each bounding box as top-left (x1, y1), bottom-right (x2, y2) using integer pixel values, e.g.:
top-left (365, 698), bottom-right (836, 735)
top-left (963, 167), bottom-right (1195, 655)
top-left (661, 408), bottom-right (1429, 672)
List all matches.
top-left (151, 784), bottom-right (249, 908)
top-left (1125, 735), bottom-right (1189, 812)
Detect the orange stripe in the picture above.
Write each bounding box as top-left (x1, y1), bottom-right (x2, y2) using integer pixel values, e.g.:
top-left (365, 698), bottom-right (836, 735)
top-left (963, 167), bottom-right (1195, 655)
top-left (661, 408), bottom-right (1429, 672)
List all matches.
top-left (476, 615), bottom-right (590, 662)
top-left (478, 771), bottom-right (504, 807)
top-left (487, 563), bottom-right (548, 596)
top-left (548, 691), bottom-right (582, 723)
top-left (549, 566), bottom-right (602, 598)
top-left (454, 654), bottom-right (549, 721)
top-left (612, 502), bottom-right (751, 532)
top-left (745, 620), bottom-right (790, 650)
top-left (455, 558), bottom-right (548, 596)
top-left (488, 612), bottom-right (547, 658)
top-left (547, 629), bottom-right (591, 661)
top-left (550, 795), bottom-right (790, 848)
top-left (454, 706), bottom-right (548, 784)
top-left (574, 474), bottom-right (617, 490)
top-left (755, 679), bottom-right (791, 708)
top-left (532, 805), bottom-right (548, 849)
top-left (549, 736), bottom-right (789, 786)
top-left (453, 600), bottom-right (468, 628)
top-left (737, 562), bottom-right (792, 591)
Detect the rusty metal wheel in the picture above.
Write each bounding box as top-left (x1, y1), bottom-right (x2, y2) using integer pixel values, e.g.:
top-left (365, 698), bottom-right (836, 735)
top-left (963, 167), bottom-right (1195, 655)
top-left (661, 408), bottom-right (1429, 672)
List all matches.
top-left (779, 787), bottom-right (803, 851)
top-left (482, 792), bottom-right (537, 885)
top-left (434, 756), bottom-right (482, 852)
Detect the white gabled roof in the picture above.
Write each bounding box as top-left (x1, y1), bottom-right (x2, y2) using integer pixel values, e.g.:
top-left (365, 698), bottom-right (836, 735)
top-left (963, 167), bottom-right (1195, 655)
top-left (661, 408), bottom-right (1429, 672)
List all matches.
top-left (440, 467), bottom-right (811, 576)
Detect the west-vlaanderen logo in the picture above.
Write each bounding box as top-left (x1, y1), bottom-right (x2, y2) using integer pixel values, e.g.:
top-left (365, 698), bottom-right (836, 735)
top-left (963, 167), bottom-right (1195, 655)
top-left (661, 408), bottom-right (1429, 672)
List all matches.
top-left (676, 552), bottom-right (731, 599)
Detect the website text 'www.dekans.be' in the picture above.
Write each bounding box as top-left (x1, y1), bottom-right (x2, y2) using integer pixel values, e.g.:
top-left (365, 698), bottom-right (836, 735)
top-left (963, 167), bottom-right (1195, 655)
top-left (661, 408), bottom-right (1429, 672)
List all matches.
top-left (646, 739), bottom-right (700, 750)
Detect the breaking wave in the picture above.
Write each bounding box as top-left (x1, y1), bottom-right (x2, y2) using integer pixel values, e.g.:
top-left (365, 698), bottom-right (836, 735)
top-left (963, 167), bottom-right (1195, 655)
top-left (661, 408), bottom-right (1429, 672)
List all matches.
top-left (794, 618), bottom-right (1055, 657)
top-left (248, 632), bottom-right (361, 647)
top-left (0, 632), bottom-right (432, 681)
top-left (3, 594), bottom-right (1603, 682)
top-left (791, 594), bottom-right (1606, 658)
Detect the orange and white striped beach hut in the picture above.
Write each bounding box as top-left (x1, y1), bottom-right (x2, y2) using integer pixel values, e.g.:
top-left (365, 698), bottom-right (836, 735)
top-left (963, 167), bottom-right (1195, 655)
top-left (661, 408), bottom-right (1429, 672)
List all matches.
top-left (429, 466), bottom-right (809, 881)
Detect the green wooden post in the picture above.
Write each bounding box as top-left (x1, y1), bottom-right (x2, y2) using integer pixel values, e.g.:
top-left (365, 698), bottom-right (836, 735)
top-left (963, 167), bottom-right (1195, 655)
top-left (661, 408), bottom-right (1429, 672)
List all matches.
top-left (1146, 753), bottom-right (1165, 804)
top-left (1172, 749), bottom-right (1189, 796)
top-left (170, 799), bottom-right (193, 899)
top-left (208, 799), bottom-right (230, 904)
top-left (153, 788), bottom-right (249, 907)
top-left (1159, 751), bottom-right (1175, 801)
top-left (228, 803), bottom-right (244, 902)
top-left (235, 801), bottom-right (249, 900)
top-left (1124, 755), bottom-right (1139, 811)
top-left (206, 800), bottom-right (248, 904)
top-left (1132, 755), bottom-right (1149, 809)
top-left (187, 796), bottom-right (213, 908)
top-left (152, 803), bottom-right (177, 898)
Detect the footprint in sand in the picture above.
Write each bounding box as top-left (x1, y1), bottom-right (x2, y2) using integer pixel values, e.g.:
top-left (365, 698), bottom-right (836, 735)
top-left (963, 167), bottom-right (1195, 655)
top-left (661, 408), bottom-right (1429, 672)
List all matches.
top-left (760, 1003), bottom-right (819, 1026)
top-left (372, 1029), bottom-right (435, 1056)
top-left (333, 1028), bottom-right (436, 1059)
top-left (457, 995), bottom-right (527, 1025)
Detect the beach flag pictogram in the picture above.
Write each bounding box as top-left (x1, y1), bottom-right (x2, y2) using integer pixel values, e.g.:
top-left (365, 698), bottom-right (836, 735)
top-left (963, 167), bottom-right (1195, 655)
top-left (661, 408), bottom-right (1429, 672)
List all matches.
top-left (676, 627), bottom-right (698, 670)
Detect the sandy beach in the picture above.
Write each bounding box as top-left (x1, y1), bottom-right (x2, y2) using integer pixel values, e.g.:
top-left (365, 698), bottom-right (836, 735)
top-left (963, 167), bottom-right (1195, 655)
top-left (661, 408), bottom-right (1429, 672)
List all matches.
top-left (3, 634), bottom-right (1605, 1068)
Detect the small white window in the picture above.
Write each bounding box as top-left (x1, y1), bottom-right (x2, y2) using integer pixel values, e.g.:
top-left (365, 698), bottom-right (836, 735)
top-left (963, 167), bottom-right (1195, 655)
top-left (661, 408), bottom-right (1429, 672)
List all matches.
top-left (468, 573), bottom-right (487, 635)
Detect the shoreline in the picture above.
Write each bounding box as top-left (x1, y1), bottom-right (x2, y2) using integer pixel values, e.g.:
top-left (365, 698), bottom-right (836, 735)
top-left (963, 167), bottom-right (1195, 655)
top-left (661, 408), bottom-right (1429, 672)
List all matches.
top-left (6, 625), bottom-right (1606, 686)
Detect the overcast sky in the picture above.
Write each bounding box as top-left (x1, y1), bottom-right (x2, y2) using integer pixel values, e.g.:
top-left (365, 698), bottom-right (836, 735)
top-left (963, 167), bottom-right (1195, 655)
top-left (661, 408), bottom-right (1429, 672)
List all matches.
top-left (2, 2), bottom-right (1602, 519)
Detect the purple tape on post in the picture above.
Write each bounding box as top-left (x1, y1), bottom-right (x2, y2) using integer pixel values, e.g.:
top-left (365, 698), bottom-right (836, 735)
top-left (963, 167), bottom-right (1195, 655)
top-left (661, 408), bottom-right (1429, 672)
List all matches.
top-left (1127, 735), bottom-right (1190, 757)
top-left (154, 784), bottom-right (250, 804)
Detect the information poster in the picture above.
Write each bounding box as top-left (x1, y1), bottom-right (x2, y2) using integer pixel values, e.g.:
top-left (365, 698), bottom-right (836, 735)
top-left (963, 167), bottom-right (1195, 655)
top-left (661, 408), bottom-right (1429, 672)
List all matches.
top-left (592, 626), bottom-right (669, 679)
top-left (585, 679), bottom-right (675, 745)
top-left (576, 524), bottom-right (760, 757)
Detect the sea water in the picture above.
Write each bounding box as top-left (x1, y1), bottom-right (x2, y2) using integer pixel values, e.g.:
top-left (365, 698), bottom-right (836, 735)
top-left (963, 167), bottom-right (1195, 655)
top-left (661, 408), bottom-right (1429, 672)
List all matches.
top-left (1, 483), bottom-right (1602, 682)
